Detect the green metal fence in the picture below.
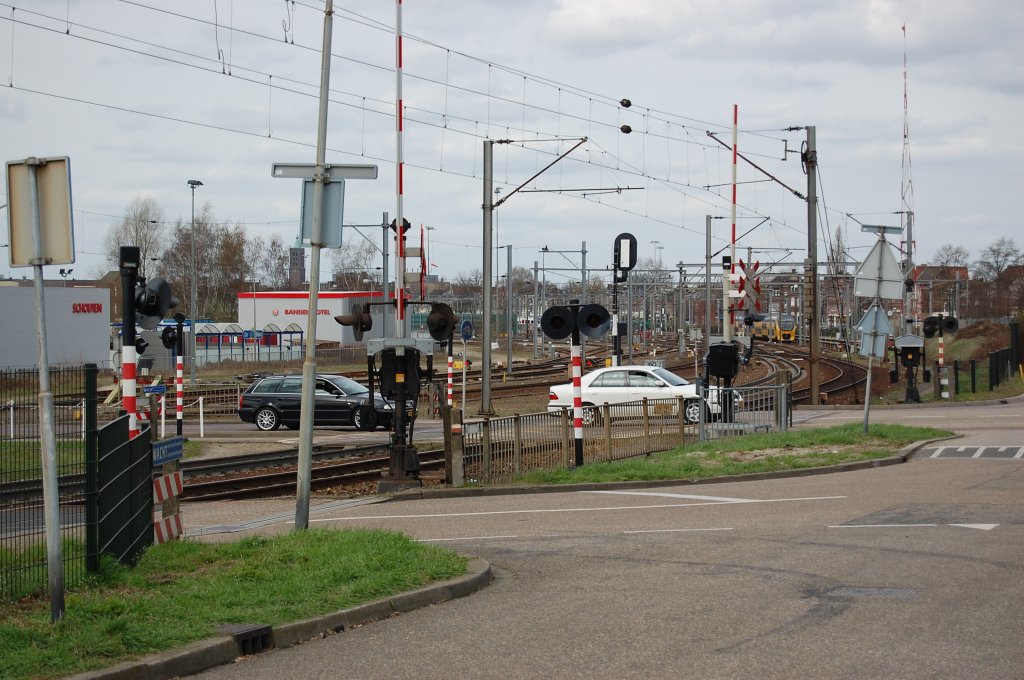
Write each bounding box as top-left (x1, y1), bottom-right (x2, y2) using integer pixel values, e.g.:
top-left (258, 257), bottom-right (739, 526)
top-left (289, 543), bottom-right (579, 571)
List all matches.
top-left (1, 364), bottom-right (97, 602)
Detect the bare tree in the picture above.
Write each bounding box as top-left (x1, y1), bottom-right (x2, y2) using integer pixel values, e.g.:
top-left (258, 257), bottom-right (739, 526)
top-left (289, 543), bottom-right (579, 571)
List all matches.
top-left (103, 196), bottom-right (165, 276)
top-left (973, 237), bottom-right (1019, 283)
top-left (159, 203), bottom-right (253, 322)
top-left (931, 244), bottom-right (970, 269)
top-left (330, 238), bottom-right (379, 290)
top-left (972, 237), bottom-right (1021, 317)
top-left (245, 234), bottom-right (289, 290)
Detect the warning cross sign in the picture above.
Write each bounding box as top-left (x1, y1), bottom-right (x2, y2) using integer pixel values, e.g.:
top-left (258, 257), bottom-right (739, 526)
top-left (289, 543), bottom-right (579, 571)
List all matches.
top-left (734, 258), bottom-right (762, 312)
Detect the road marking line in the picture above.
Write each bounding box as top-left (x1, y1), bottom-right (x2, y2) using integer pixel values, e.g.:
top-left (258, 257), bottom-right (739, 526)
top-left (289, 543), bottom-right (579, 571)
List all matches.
top-left (972, 449), bottom-right (984, 458)
top-left (418, 535), bottom-right (518, 542)
top-left (584, 490), bottom-right (757, 503)
top-left (1015, 449), bottom-right (1024, 459)
top-left (949, 523), bottom-right (998, 531)
top-left (829, 524), bottom-right (937, 528)
top-left (309, 496), bottom-right (847, 523)
top-left (930, 447), bottom-right (946, 458)
top-left (624, 527), bottom-right (733, 534)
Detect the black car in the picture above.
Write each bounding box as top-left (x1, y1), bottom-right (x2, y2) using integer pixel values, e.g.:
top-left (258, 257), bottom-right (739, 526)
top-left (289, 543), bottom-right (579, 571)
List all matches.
top-left (237, 374), bottom-right (394, 431)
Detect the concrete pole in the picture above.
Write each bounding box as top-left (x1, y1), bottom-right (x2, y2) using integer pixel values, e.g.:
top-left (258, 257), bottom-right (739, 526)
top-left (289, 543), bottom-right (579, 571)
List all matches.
top-left (480, 140), bottom-right (494, 414)
top-left (806, 126), bottom-right (821, 405)
top-left (506, 244), bottom-right (513, 371)
top-left (294, 0), bottom-right (334, 530)
top-left (705, 215), bottom-right (712, 346)
top-left (532, 260), bottom-right (539, 359)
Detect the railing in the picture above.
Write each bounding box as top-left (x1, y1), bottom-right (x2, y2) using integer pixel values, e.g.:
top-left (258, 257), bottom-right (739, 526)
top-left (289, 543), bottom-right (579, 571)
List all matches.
top-left (1, 364), bottom-right (96, 602)
top-left (454, 385), bottom-right (789, 485)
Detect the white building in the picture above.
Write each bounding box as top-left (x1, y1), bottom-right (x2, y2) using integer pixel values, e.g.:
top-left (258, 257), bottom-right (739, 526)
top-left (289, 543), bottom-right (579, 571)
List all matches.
top-left (237, 290), bottom-right (388, 345)
top-left (0, 285), bottom-right (110, 369)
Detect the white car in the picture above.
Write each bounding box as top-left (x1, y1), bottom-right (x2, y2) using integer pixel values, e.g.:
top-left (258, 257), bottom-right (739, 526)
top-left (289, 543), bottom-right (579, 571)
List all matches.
top-left (546, 365), bottom-right (735, 425)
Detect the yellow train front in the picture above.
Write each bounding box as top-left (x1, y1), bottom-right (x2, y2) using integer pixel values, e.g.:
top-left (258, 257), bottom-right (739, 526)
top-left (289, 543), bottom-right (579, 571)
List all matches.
top-left (751, 313), bottom-right (798, 343)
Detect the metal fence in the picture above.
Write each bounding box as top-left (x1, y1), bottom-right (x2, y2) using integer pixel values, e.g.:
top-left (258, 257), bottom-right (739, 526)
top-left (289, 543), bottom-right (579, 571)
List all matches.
top-left (457, 385), bottom-right (789, 485)
top-left (1, 364), bottom-right (96, 602)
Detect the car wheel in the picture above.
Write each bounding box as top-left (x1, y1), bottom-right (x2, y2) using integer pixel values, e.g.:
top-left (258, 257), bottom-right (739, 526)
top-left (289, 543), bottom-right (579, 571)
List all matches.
top-left (683, 400), bottom-right (703, 425)
top-left (377, 415), bottom-right (392, 430)
top-left (353, 406), bottom-right (375, 431)
top-left (255, 407), bottom-right (280, 431)
top-left (581, 405), bottom-right (602, 427)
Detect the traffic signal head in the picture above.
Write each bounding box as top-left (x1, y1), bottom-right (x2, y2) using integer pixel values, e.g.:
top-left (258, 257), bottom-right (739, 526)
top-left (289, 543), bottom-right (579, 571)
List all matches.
top-left (160, 326), bottom-right (178, 349)
top-left (943, 316), bottom-right (959, 334)
top-left (743, 313), bottom-right (766, 327)
top-left (389, 218), bottom-right (411, 234)
top-left (134, 336), bottom-right (149, 354)
top-left (540, 306), bottom-right (574, 340)
top-left (426, 302), bottom-right (459, 341)
top-left (922, 316), bottom-right (939, 338)
top-left (335, 302), bottom-right (373, 341)
top-left (578, 304), bottom-right (611, 338)
top-left (135, 277), bottom-right (178, 330)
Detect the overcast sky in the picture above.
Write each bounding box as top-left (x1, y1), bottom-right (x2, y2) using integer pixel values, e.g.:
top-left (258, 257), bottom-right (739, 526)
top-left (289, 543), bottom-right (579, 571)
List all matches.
top-left (2, 0), bottom-right (1021, 288)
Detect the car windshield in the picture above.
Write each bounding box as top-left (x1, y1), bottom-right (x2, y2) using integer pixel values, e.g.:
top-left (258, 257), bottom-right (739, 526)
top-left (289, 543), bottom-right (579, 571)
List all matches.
top-left (325, 375), bottom-right (368, 395)
top-left (650, 367), bottom-right (689, 386)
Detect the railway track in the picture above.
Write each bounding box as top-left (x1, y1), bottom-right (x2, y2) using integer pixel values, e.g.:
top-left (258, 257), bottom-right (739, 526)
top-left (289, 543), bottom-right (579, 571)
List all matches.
top-left (0, 444), bottom-right (443, 506)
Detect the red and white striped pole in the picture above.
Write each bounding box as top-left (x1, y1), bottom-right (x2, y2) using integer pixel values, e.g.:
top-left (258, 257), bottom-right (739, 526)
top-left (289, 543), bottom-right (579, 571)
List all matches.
top-left (571, 332), bottom-right (584, 467)
top-left (394, 0), bottom-right (406, 335)
top-left (938, 329), bottom-right (948, 399)
top-left (447, 341), bottom-right (454, 408)
top-left (175, 353), bottom-right (184, 435)
top-left (122, 344), bottom-right (140, 439)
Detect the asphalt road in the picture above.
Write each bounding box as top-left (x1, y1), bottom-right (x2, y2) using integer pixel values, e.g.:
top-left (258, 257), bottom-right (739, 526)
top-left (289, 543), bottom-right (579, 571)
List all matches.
top-left (191, 399), bottom-right (1024, 679)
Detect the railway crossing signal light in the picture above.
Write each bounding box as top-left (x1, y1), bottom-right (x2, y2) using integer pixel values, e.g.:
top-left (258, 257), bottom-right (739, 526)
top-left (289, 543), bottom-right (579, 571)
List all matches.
top-left (578, 304), bottom-right (611, 338)
top-left (426, 302), bottom-right (459, 341)
top-left (540, 304), bottom-right (612, 340)
top-left (922, 315), bottom-right (958, 339)
top-left (743, 313), bottom-right (766, 327)
top-left (135, 277), bottom-right (178, 331)
top-left (389, 218), bottom-right (411, 234)
top-left (160, 326), bottom-right (178, 349)
top-left (134, 336), bottom-right (149, 354)
top-left (540, 306), bottom-right (575, 340)
top-left (335, 302), bottom-right (372, 341)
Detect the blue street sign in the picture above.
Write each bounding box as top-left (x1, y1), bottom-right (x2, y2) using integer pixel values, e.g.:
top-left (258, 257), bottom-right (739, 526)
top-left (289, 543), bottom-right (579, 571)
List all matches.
top-left (143, 384), bottom-right (167, 394)
top-left (153, 436), bottom-right (184, 465)
top-left (460, 319), bottom-right (474, 342)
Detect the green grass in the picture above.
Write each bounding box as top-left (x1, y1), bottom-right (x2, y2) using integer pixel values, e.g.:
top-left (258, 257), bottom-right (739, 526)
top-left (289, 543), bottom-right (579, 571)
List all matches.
top-left (517, 423), bottom-right (952, 485)
top-left (0, 440), bottom-right (85, 479)
top-left (0, 529), bottom-right (467, 680)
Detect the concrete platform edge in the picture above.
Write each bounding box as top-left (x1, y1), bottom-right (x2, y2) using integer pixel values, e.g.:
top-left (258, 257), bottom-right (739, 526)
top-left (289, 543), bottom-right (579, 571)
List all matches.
top-left (64, 558), bottom-right (493, 680)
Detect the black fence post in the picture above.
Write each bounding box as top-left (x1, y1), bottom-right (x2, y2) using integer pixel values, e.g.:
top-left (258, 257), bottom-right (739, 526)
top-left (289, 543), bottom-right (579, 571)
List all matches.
top-left (85, 364), bottom-right (99, 572)
top-left (953, 360), bottom-right (960, 396)
top-left (970, 359), bottom-right (976, 393)
top-left (989, 351), bottom-right (996, 390)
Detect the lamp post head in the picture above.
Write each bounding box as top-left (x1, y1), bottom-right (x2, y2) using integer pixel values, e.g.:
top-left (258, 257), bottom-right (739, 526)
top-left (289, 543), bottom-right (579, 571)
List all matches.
top-left (187, 179), bottom-right (204, 188)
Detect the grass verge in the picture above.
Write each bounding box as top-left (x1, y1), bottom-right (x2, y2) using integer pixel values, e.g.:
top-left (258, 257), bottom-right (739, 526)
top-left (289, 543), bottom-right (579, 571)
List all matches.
top-left (0, 529), bottom-right (467, 680)
top-left (517, 423), bottom-right (952, 485)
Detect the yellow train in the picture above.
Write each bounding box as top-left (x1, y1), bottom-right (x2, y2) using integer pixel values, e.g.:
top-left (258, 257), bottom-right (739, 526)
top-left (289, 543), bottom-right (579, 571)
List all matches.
top-left (751, 314), bottom-right (798, 343)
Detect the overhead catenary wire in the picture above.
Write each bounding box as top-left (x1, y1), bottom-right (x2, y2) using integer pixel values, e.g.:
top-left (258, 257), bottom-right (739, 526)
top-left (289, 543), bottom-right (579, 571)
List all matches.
top-left (0, 1), bottom-right (852, 264)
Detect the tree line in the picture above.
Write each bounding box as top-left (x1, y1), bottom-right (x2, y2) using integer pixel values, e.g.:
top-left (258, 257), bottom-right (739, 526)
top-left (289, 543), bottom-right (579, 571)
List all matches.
top-left (105, 196), bottom-right (1023, 323)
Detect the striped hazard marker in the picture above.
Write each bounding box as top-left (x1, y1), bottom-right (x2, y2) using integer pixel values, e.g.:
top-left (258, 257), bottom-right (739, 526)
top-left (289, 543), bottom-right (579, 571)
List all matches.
top-left (154, 514), bottom-right (183, 544)
top-left (153, 470), bottom-right (184, 503)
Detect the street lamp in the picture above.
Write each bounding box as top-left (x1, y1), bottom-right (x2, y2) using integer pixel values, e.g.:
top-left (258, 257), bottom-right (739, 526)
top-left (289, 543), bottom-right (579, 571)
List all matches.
top-left (187, 179), bottom-right (203, 384)
top-left (59, 268), bottom-right (73, 287)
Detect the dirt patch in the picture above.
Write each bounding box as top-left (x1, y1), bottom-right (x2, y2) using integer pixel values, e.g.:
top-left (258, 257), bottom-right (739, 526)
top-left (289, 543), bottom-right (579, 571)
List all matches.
top-left (724, 444), bottom-right (865, 462)
top-left (191, 441), bottom-right (295, 459)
